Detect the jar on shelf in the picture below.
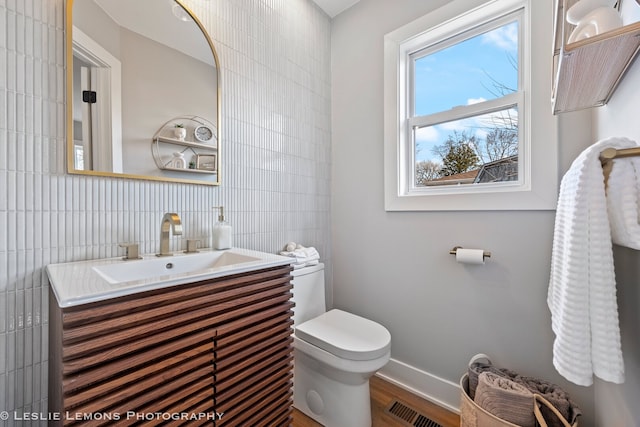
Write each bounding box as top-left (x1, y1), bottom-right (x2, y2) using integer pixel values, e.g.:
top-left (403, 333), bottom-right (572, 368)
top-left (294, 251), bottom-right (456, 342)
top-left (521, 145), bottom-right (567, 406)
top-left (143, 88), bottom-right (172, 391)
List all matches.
top-left (169, 152), bottom-right (186, 169)
top-left (173, 124), bottom-right (187, 140)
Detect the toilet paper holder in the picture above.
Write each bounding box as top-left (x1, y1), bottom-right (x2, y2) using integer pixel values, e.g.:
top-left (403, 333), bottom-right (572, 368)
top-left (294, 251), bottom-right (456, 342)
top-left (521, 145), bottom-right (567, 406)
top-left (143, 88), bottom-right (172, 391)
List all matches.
top-left (449, 246), bottom-right (491, 259)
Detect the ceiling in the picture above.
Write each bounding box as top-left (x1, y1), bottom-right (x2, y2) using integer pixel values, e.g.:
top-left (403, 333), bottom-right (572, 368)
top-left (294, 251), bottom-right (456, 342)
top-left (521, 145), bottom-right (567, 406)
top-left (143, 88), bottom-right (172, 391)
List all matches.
top-left (93, 0), bottom-right (215, 66)
top-left (311, 0), bottom-right (360, 18)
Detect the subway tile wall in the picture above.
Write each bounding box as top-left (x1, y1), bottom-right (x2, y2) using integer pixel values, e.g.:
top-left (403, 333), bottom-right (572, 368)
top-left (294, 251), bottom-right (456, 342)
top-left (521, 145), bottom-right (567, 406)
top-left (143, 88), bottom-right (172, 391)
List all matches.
top-left (0, 0), bottom-right (331, 421)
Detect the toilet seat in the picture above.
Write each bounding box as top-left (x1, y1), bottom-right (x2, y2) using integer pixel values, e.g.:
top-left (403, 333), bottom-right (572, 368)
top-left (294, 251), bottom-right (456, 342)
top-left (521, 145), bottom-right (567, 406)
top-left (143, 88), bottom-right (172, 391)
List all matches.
top-left (293, 335), bottom-right (390, 375)
top-left (295, 309), bottom-right (391, 361)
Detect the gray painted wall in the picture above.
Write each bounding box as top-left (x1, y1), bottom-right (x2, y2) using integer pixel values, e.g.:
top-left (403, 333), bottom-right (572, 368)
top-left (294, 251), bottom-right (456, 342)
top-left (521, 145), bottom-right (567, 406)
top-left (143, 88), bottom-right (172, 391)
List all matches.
top-left (593, 39), bottom-right (640, 426)
top-left (330, 0), bottom-right (599, 424)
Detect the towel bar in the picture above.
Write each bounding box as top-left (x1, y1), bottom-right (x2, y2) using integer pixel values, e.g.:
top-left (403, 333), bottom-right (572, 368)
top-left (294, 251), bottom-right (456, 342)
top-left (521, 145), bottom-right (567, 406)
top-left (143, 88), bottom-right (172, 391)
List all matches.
top-left (599, 146), bottom-right (640, 164)
top-left (599, 146), bottom-right (640, 183)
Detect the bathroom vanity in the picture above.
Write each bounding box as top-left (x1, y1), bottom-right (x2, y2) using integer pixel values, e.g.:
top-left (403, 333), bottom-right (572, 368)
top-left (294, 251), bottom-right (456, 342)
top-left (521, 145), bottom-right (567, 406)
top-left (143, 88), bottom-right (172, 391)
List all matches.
top-left (47, 249), bottom-right (294, 426)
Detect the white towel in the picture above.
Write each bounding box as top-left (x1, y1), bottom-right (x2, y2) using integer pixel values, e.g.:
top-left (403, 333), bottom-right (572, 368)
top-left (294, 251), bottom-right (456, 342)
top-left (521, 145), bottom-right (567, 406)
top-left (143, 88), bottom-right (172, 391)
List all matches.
top-left (279, 246), bottom-right (320, 267)
top-left (548, 137), bottom-right (635, 386)
top-left (606, 150), bottom-right (640, 249)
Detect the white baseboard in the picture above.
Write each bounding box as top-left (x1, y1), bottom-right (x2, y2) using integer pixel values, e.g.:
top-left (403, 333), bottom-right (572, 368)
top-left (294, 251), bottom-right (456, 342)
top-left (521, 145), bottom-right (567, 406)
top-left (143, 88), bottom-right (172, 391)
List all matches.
top-left (376, 358), bottom-right (461, 414)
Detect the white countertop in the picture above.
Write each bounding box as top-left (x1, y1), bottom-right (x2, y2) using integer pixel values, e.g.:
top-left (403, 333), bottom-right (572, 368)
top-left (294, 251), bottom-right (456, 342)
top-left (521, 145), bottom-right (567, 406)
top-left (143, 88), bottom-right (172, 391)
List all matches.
top-left (46, 247), bottom-right (294, 308)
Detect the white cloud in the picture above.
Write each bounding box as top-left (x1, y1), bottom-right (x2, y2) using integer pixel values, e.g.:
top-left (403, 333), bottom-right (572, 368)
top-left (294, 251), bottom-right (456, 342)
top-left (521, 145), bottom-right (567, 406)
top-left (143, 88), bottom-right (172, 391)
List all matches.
top-left (481, 22), bottom-right (518, 52)
top-left (467, 97), bottom-right (486, 105)
top-left (415, 126), bottom-right (439, 143)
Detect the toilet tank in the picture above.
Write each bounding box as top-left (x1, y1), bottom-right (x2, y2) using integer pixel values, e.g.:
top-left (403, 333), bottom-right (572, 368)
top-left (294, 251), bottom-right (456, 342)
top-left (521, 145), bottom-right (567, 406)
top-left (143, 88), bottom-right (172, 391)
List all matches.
top-left (290, 263), bottom-right (326, 326)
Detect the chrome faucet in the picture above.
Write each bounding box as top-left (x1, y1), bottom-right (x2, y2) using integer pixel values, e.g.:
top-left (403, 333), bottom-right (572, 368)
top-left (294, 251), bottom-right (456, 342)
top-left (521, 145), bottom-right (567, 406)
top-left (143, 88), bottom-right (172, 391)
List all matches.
top-left (157, 213), bottom-right (183, 256)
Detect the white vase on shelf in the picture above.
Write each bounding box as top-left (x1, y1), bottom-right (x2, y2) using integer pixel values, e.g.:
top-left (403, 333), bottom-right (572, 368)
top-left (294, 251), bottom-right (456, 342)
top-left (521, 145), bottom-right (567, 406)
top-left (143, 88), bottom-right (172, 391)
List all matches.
top-left (568, 6), bottom-right (622, 43)
top-left (566, 0), bottom-right (622, 44)
top-left (173, 126), bottom-right (187, 141)
top-left (566, 0), bottom-right (616, 24)
top-left (169, 152), bottom-right (186, 169)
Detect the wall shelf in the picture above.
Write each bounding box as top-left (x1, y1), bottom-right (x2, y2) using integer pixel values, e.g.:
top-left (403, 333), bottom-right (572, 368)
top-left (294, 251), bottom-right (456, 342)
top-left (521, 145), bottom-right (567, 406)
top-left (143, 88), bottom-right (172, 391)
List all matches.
top-left (552, 0), bottom-right (640, 114)
top-left (161, 165), bottom-right (215, 174)
top-left (154, 135), bottom-right (218, 151)
top-left (151, 115), bottom-right (219, 174)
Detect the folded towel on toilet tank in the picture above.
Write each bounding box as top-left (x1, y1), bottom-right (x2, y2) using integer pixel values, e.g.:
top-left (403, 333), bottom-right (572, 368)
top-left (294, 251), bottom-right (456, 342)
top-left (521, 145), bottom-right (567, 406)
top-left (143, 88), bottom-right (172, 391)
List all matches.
top-left (279, 244), bottom-right (320, 268)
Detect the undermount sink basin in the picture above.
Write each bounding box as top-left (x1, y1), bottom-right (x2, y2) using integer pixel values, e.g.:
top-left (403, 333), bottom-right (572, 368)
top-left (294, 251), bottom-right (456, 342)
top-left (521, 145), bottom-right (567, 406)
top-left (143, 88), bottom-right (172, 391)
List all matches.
top-left (46, 248), bottom-right (293, 308)
top-left (93, 250), bottom-right (261, 284)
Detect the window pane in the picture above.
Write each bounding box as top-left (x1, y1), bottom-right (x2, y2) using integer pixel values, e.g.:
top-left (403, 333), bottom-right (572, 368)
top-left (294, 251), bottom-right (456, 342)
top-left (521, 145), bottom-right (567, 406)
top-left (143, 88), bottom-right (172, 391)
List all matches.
top-left (414, 107), bottom-right (518, 187)
top-left (413, 21), bottom-right (518, 116)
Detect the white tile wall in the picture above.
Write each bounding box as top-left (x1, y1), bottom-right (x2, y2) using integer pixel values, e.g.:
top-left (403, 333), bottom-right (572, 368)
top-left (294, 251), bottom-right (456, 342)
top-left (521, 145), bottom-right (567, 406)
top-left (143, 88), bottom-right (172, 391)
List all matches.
top-left (0, 0), bottom-right (331, 421)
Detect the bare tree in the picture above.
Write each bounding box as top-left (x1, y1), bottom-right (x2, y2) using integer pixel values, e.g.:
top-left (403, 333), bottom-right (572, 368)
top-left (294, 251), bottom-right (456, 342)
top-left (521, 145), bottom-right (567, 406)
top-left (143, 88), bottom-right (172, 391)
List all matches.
top-left (478, 126), bottom-right (518, 163)
top-left (416, 160), bottom-right (442, 185)
top-left (475, 53), bottom-right (519, 163)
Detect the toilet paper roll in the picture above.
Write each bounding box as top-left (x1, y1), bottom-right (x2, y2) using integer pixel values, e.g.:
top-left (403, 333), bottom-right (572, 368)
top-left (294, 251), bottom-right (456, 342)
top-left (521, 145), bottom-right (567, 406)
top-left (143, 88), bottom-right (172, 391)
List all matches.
top-left (456, 248), bottom-right (485, 265)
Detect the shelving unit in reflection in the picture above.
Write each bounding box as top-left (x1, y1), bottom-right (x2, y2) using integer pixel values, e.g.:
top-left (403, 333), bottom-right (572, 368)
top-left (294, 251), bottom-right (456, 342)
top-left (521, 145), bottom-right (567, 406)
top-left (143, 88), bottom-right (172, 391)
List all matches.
top-left (152, 115), bottom-right (218, 174)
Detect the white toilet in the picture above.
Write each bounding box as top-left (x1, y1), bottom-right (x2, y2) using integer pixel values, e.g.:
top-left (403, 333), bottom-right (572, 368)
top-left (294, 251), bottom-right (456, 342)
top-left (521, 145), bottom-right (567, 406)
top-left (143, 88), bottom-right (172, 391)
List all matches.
top-left (291, 263), bottom-right (391, 427)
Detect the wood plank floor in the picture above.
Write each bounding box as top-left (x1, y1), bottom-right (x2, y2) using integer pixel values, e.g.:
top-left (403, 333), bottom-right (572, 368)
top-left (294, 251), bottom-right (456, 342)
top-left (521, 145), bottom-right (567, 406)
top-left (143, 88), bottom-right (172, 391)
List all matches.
top-left (291, 375), bottom-right (460, 427)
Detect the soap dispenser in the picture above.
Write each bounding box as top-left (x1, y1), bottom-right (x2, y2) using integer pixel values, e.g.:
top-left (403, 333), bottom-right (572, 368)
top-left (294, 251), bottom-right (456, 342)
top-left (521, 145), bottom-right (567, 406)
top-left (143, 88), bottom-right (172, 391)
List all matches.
top-left (212, 206), bottom-right (232, 250)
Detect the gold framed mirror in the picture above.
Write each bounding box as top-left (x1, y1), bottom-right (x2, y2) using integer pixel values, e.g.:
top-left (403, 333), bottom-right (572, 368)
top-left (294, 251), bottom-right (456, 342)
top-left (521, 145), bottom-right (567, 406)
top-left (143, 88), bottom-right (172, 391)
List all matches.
top-left (66, 0), bottom-right (221, 185)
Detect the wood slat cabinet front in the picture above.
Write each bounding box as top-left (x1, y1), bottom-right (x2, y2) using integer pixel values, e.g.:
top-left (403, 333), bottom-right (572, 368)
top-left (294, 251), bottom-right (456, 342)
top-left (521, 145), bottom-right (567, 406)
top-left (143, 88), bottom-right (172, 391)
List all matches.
top-left (49, 265), bottom-right (294, 426)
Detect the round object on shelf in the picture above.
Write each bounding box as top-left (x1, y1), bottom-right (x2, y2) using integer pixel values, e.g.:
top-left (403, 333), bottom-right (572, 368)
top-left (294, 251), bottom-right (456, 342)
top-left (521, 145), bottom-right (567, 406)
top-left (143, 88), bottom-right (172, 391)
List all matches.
top-left (194, 125), bottom-right (215, 143)
top-left (566, 0), bottom-right (616, 25)
top-left (567, 6), bottom-right (622, 43)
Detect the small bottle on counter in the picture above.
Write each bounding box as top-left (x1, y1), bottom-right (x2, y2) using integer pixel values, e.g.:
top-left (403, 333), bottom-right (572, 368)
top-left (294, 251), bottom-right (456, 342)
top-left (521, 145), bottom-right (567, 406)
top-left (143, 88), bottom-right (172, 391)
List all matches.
top-left (212, 206), bottom-right (232, 250)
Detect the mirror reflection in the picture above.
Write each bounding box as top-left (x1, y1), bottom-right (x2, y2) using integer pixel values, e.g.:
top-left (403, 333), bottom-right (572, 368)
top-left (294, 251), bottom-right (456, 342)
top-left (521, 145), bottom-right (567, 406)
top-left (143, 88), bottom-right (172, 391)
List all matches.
top-left (67, 0), bottom-right (220, 185)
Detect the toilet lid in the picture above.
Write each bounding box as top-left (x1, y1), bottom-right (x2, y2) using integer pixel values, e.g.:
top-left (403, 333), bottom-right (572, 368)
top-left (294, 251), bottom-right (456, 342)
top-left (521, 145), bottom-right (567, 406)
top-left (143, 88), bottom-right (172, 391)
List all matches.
top-left (295, 309), bottom-right (391, 361)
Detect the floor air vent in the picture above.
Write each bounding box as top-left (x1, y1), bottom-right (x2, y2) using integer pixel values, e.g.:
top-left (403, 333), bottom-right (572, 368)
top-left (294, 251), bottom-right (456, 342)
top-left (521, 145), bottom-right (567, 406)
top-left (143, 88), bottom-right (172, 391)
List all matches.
top-left (386, 400), bottom-right (443, 427)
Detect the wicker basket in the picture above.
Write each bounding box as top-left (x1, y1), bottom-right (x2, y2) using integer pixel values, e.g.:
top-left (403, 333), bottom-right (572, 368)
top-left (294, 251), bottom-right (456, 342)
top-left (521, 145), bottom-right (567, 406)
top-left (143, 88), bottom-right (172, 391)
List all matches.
top-left (460, 374), bottom-right (578, 427)
top-left (460, 373), bottom-right (521, 427)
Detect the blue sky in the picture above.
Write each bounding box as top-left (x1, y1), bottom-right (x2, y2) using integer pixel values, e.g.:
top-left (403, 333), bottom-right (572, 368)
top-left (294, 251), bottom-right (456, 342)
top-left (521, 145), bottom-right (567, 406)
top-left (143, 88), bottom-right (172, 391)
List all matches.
top-left (413, 20), bottom-right (519, 163)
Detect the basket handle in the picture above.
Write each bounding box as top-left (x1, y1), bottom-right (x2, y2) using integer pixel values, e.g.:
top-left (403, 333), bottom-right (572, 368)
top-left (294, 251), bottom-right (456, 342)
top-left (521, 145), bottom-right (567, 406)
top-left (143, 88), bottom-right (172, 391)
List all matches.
top-left (533, 394), bottom-right (573, 427)
top-left (468, 353), bottom-right (492, 368)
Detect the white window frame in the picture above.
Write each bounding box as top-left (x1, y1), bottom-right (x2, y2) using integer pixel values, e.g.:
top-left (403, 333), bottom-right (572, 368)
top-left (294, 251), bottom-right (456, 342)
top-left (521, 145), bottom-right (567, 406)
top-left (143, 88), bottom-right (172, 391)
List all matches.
top-left (384, 0), bottom-right (558, 211)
